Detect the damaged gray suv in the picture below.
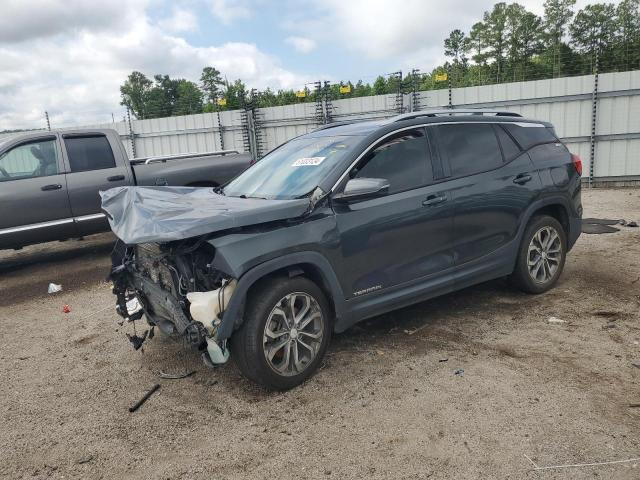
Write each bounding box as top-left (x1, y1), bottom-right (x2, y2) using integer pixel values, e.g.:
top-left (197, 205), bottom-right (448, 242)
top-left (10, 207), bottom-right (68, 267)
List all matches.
top-left (105, 110), bottom-right (583, 390)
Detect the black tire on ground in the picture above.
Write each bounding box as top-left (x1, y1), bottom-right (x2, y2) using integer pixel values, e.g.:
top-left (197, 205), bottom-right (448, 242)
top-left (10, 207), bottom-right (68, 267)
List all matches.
top-left (230, 275), bottom-right (332, 390)
top-left (510, 215), bottom-right (567, 294)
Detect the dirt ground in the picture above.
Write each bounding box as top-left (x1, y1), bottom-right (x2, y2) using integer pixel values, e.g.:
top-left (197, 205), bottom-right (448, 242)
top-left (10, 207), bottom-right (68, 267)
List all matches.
top-left (1, 188), bottom-right (639, 480)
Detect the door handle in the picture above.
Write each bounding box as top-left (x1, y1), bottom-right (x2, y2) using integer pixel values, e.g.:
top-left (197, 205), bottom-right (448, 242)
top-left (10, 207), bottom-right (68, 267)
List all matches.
top-left (513, 173), bottom-right (532, 185)
top-left (107, 175), bottom-right (125, 182)
top-left (422, 194), bottom-right (447, 207)
top-left (41, 184), bottom-right (62, 191)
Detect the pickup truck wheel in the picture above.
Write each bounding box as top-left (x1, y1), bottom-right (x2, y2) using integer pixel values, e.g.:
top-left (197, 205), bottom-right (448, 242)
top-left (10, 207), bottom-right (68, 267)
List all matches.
top-left (230, 276), bottom-right (331, 390)
top-left (511, 215), bottom-right (566, 294)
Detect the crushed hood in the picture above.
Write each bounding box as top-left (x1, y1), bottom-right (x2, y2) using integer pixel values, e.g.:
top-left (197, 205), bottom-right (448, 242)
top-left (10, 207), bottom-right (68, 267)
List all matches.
top-left (100, 186), bottom-right (310, 244)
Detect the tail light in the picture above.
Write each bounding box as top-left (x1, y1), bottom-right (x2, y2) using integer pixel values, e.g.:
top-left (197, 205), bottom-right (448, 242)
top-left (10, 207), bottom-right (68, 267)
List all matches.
top-left (571, 153), bottom-right (582, 176)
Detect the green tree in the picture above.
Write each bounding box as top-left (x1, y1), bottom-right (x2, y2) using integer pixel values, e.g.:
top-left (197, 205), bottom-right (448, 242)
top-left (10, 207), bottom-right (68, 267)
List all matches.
top-left (444, 29), bottom-right (468, 65)
top-left (222, 79), bottom-right (247, 109)
top-left (120, 71), bottom-right (152, 119)
top-left (570, 3), bottom-right (618, 71)
top-left (483, 2), bottom-right (509, 82)
top-left (200, 66), bottom-right (224, 104)
top-left (506, 4), bottom-right (543, 80)
top-left (615, 0), bottom-right (640, 69)
top-left (543, 0), bottom-right (576, 76)
top-left (372, 75), bottom-right (388, 95)
top-left (174, 80), bottom-right (204, 116)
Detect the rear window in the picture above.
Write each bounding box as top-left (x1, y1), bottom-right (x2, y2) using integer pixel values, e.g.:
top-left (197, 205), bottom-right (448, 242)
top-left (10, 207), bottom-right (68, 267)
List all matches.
top-left (65, 135), bottom-right (116, 172)
top-left (502, 124), bottom-right (558, 150)
top-left (494, 125), bottom-right (522, 161)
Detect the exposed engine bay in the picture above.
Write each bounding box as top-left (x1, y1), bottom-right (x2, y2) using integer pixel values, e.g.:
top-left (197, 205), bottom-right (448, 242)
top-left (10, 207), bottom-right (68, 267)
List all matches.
top-left (109, 239), bottom-right (235, 366)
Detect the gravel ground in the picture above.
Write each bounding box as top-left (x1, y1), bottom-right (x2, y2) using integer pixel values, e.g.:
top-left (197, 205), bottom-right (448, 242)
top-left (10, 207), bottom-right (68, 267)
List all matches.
top-left (1, 188), bottom-right (639, 480)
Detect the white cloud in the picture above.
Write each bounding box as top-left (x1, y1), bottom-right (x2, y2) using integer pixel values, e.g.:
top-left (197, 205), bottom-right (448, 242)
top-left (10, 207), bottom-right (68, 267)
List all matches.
top-left (285, 36), bottom-right (316, 54)
top-left (209, 0), bottom-right (251, 25)
top-left (0, 1), bottom-right (309, 130)
top-left (159, 8), bottom-right (199, 33)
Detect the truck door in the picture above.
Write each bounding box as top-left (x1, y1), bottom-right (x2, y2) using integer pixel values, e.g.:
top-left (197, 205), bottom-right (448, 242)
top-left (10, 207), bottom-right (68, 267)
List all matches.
top-left (0, 135), bottom-right (76, 249)
top-left (62, 132), bottom-right (131, 236)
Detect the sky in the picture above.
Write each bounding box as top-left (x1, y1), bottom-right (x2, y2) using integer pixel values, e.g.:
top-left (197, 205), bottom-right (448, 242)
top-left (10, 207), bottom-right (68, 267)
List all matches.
top-left (0, 0), bottom-right (616, 130)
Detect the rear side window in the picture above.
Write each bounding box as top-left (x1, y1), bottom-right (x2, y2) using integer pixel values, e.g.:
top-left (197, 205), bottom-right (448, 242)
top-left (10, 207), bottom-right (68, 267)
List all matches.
top-left (436, 124), bottom-right (502, 177)
top-left (502, 124), bottom-right (557, 150)
top-left (354, 128), bottom-right (432, 194)
top-left (65, 135), bottom-right (116, 172)
top-left (494, 125), bottom-right (521, 161)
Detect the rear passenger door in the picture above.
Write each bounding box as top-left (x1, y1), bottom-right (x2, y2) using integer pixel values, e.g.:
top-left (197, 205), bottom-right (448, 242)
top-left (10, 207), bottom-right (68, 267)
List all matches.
top-left (434, 122), bottom-right (542, 269)
top-left (62, 133), bottom-right (130, 235)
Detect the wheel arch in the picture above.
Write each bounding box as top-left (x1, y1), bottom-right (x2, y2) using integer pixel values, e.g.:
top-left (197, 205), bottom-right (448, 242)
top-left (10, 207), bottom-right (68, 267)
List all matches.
top-left (215, 252), bottom-right (346, 341)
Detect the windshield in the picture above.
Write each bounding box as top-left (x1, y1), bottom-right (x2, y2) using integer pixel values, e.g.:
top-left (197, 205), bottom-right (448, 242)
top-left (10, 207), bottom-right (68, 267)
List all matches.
top-left (223, 135), bottom-right (360, 200)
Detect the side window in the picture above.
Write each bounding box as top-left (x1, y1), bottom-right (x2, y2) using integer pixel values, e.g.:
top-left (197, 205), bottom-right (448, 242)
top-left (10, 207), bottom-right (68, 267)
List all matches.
top-left (353, 128), bottom-right (432, 194)
top-left (494, 125), bottom-right (522, 162)
top-left (65, 135), bottom-right (116, 173)
top-left (436, 124), bottom-right (503, 177)
top-left (0, 138), bottom-right (59, 182)
top-left (502, 124), bottom-right (558, 150)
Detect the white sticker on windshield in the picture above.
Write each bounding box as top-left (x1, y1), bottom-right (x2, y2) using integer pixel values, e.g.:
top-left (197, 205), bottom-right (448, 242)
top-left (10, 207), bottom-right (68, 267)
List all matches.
top-left (291, 156), bottom-right (326, 167)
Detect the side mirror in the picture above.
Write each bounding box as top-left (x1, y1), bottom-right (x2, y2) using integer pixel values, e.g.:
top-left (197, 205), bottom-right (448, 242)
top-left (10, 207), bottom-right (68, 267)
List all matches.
top-left (333, 177), bottom-right (390, 203)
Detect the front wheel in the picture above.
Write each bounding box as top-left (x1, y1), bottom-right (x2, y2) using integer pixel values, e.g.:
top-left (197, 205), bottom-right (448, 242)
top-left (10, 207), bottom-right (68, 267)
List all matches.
top-left (510, 215), bottom-right (567, 294)
top-left (230, 276), bottom-right (332, 390)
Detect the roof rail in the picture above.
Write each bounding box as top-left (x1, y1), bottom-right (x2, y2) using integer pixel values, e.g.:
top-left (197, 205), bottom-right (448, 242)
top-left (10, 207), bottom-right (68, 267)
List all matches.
top-left (389, 109), bottom-right (522, 122)
top-left (311, 121), bottom-right (355, 132)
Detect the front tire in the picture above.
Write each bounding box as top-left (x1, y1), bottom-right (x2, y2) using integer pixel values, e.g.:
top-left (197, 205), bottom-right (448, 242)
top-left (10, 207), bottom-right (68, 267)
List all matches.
top-left (230, 276), bottom-right (332, 390)
top-left (511, 215), bottom-right (567, 294)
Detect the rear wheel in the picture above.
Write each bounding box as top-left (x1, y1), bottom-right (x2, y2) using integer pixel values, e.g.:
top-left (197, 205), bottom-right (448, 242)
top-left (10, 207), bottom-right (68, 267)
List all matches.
top-left (511, 215), bottom-right (566, 294)
top-left (230, 276), bottom-right (332, 390)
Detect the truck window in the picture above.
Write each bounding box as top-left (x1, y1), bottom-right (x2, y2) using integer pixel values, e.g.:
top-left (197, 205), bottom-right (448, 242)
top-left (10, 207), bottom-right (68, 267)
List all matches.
top-left (436, 124), bottom-right (503, 177)
top-left (0, 138), bottom-right (59, 182)
top-left (502, 124), bottom-right (558, 150)
top-left (65, 135), bottom-right (116, 172)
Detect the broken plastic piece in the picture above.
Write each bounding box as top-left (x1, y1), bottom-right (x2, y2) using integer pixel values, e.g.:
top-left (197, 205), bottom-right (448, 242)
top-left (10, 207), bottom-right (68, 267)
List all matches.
top-left (62, 304), bottom-right (71, 313)
top-left (546, 316), bottom-right (566, 325)
top-left (186, 280), bottom-right (237, 334)
top-left (205, 338), bottom-right (229, 365)
top-left (127, 330), bottom-right (148, 350)
top-left (126, 297), bottom-right (142, 316)
top-left (454, 369), bottom-right (464, 376)
top-left (48, 283), bottom-right (62, 294)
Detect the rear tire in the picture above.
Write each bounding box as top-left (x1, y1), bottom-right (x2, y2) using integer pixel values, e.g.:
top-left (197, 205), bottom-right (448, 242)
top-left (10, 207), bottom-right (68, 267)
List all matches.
top-left (230, 276), bottom-right (332, 390)
top-left (510, 215), bottom-right (567, 294)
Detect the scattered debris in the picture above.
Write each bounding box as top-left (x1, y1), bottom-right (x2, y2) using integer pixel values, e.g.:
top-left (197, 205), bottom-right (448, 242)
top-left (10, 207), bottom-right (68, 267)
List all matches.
top-left (77, 455), bottom-right (93, 465)
top-left (629, 403), bottom-right (640, 408)
top-left (62, 305), bottom-right (71, 314)
top-left (627, 221), bottom-right (638, 228)
top-left (632, 363), bottom-right (640, 369)
top-left (453, 369), bottom-right (464, 376)
top-left (546, 316), bottom-right (566, 325)
top-left (582, 218), bottom-right (620, 225)
top-left (581, 223), bottom-right (619, 234)
top-left (525, 454), bottom-right (640, 471)
top-left (127, 330), bottom-right (148, 350)
top-left (594, 311), bottom-right (620, 319)
top-left (158, 370), bottom-right (196, 380)
top-left (129, 384), bottom-right (161, 413)
top-left (439, 358), bottom-right (449, 363)
top-left (602, 323), bottom-right (617, 329)
top-left (47, 283), bottom-right (62, 294)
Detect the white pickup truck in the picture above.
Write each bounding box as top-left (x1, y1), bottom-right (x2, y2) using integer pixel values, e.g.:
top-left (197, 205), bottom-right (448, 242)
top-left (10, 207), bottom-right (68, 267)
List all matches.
top-left (0, 128), bottom-right (251, 249)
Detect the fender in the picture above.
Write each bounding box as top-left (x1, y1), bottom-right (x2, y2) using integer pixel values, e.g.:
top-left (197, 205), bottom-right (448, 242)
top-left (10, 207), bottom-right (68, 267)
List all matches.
top-left (215, 251), bottom-right (347, 341)
top-left (515, 194), bottom-right (577, 252)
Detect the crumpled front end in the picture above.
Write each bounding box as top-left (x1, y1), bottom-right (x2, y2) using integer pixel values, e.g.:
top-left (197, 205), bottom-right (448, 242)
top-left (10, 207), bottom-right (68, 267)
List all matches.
top-left (109, 239), bottom-right (235, 366)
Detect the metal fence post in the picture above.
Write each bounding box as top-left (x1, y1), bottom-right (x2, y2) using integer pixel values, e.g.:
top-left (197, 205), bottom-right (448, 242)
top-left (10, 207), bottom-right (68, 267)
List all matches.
top-left (45, 111), bottom-right (51, 131)
top-left (447, 64), bottom-right (453, 108)
top-left (589, 47), bottom-right (599, 187)
top-left (126, 108), bottom-right (137, 159)
top-left (216, 111), bottom-right (225, 151)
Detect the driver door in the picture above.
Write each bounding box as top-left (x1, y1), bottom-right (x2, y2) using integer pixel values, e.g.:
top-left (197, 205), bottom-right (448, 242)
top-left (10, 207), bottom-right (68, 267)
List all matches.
top-left (0, 135), bottom-right (75, 249)
top-left (332, 127), bottom-right (455, 298)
